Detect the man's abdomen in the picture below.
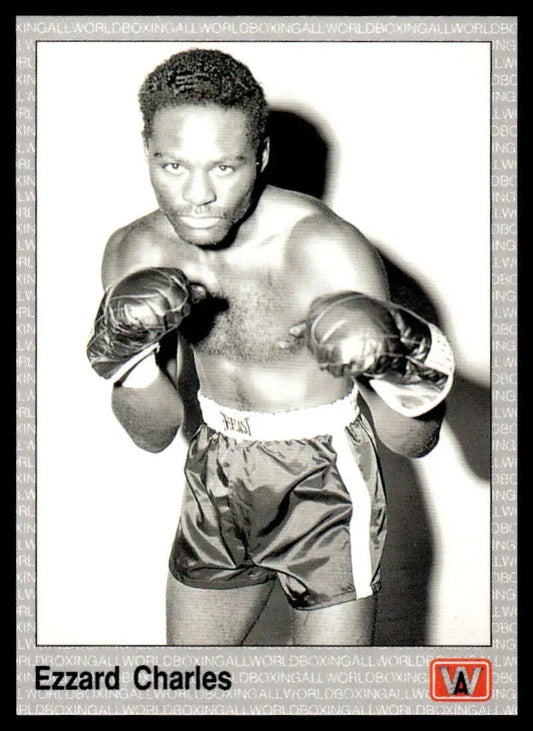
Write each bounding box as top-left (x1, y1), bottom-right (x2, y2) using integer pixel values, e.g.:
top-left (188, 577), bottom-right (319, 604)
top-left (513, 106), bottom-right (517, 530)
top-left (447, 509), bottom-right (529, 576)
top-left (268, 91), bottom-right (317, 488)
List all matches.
top-left (195, 350), bottom-right (351, 412)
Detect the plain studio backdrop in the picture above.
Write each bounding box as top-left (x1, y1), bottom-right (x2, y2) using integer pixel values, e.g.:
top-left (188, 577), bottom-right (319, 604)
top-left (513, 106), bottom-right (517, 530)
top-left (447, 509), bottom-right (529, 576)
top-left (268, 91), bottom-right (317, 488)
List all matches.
top-left (36, 41), bottom-right (490, 645)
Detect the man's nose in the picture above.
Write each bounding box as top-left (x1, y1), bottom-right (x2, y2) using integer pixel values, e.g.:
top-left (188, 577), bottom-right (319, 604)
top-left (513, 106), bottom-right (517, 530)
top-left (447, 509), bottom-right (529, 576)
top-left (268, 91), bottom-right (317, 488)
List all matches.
top-left (182, 170), bottom-right (216, 206)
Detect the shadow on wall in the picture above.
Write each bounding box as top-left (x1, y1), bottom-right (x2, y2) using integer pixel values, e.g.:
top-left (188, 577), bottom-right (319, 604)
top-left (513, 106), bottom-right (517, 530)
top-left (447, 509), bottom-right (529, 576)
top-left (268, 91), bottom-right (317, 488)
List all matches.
top-left (173, 108), bottom-right (491, 646)
top-left (265, 109), bottom-right (330, 200)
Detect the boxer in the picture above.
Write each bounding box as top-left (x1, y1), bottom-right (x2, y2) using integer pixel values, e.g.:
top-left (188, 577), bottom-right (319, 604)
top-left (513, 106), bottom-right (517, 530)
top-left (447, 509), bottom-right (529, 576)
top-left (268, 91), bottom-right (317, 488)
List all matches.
top-left (87, 49), bottom-right (454, 645)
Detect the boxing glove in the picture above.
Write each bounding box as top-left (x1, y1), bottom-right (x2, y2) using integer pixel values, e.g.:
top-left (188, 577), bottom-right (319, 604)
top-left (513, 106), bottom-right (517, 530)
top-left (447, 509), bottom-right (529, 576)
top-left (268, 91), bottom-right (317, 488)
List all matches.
top-left (298, 291), bottom-right (455, 416)
top-left (87, 267), bottom-right (202, 380)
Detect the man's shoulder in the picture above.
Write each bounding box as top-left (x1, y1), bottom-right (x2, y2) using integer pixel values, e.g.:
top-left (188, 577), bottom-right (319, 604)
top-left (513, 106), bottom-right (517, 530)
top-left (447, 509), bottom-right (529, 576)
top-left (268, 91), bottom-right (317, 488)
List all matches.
top-left (101, 211), bottom-right (172, 287)
top-left (263, 187), bottom-right (387, 296)
top-left (264, 188), bottom-right (373, 260)
top-left (262, 186), bottom-right (365, 245)
top-left (106, 210), bottom-right (168, 254)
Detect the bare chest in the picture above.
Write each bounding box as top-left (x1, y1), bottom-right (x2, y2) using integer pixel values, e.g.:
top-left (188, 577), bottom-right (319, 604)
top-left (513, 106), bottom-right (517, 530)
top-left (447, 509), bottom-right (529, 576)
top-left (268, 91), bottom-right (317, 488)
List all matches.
top-left (180, 263), bottom-right (302, 362)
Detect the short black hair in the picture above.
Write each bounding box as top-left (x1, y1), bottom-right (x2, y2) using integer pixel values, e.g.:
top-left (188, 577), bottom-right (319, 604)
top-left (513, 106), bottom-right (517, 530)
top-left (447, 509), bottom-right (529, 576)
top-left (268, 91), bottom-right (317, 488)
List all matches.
top-left (139, 48), bottom-right (269, 151)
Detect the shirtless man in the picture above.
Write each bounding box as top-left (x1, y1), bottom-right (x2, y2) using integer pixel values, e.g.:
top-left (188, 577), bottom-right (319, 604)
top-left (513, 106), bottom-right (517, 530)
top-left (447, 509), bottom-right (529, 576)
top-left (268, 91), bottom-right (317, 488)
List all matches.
top-left (87, 49), bottom-right (454, 646)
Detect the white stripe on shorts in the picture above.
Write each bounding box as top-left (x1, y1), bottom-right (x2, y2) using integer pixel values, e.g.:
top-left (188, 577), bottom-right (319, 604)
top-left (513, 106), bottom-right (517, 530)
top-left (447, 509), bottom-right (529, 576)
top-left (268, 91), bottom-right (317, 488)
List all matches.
top-left (330, 426), bottom-right (374, 599)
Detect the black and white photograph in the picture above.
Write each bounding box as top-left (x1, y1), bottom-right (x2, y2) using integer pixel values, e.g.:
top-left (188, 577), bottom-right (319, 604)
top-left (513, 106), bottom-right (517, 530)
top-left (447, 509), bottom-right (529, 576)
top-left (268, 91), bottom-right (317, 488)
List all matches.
top-left (16, 15), bottom-right (517, 716)
top-left (36, 38), bottom-right (490, 647)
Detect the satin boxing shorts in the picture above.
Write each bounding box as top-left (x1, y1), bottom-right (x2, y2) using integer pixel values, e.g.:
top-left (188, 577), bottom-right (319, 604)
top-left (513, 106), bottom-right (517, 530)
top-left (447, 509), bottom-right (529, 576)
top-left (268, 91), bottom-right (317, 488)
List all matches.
top-left (169, 387), bottom-right (387, 610)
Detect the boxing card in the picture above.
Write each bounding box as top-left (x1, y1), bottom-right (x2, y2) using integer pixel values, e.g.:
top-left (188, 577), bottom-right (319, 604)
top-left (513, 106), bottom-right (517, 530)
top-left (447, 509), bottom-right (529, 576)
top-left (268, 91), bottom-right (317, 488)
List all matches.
top-left (16, 14), bottom-right (518, 717)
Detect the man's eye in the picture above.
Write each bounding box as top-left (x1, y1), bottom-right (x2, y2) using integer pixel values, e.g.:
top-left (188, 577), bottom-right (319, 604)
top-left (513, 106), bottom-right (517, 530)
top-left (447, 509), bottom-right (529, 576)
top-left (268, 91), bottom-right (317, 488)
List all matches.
top-left (163, 163), bottom-right (183, 174)
top-left (214, 165), bottom-right (234, 176)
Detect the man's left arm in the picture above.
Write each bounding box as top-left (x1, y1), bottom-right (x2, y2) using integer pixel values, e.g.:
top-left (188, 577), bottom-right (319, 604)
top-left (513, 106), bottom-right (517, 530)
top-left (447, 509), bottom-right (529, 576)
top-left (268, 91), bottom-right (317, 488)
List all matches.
top-left (302, 290), bottom-right (455, 417)
top-left (358, 380), bottom-right (445, 458)
top-left (288, 218), bottom-right (453, 457)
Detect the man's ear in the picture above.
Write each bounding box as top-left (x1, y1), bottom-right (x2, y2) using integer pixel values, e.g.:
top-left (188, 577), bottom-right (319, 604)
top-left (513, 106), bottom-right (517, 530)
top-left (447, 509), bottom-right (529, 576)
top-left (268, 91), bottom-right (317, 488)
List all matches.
top-left (143, 136), bottom-right (150, 160)
top-left (259, 137), bottom-right (270, 173)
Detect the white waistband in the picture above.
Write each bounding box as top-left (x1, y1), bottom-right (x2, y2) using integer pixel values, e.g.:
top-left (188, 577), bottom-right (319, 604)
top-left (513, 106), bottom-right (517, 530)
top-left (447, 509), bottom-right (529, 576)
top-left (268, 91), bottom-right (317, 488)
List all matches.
top-left (197, 387), bottom-right (360, 441)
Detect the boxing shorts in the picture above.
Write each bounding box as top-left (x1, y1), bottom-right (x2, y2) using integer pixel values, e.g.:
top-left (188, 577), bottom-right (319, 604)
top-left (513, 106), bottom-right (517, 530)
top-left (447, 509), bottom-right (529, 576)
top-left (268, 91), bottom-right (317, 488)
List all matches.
top-left (169, 387), bottom-right (387, 610)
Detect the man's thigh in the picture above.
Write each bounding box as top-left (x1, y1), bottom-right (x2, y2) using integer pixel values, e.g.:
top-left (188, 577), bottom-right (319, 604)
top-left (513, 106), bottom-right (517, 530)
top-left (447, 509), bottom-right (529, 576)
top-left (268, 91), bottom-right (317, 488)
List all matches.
top-left (292, 595), bottom-right (377, 646)
top-left (166, 571), bottom-right (275, 646)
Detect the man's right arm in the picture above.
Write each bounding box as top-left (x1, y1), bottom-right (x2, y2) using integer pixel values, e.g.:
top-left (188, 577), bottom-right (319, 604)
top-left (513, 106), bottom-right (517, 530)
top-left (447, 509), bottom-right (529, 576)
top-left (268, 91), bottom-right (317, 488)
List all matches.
top-left (88, 224), bottom-right (193, 452)
top-left (111, 347), bottom-right (184, 453)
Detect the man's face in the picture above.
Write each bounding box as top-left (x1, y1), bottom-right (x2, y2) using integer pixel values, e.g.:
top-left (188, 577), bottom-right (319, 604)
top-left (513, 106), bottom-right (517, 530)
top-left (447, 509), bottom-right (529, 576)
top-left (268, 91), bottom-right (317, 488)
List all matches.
top-left (146, 104), bottom-right (265, 246)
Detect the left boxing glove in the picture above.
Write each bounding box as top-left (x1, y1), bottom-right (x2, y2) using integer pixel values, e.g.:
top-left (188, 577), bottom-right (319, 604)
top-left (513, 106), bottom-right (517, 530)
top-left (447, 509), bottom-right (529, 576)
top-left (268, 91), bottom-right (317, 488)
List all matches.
top-left (87, 267), bottom-right (199, 380)
top-left (298, 291), bottom-right (455, 416)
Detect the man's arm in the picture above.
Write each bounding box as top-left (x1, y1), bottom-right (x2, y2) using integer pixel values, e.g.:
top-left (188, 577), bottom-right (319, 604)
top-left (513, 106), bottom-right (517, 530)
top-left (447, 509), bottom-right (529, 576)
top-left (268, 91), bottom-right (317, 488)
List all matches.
top-left (358, 381), bottom-right (443, 458)
top-left (88, 223), bottom-right (192, 452)
top-left (111, 345), bottom-right (184, 453)
top-left (289, 215), bottom-right (451, 457)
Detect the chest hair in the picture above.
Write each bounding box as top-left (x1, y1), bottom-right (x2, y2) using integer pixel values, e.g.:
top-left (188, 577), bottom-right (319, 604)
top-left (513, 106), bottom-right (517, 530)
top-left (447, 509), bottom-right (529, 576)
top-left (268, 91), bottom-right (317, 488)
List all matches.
top-left (180, 274), bottom-right (302, 362)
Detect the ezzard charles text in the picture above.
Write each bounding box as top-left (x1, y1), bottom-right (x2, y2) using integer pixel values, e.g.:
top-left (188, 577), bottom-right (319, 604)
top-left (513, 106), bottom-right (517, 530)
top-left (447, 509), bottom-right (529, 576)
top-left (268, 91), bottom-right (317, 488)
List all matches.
top-left (35, 664), bottom-right (232, 691)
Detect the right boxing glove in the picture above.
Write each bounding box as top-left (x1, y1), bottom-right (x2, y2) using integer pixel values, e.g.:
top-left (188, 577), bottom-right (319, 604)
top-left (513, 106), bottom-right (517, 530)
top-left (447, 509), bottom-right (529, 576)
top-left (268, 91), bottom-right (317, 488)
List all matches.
top-left (87, 267), bottom-right (202, 380)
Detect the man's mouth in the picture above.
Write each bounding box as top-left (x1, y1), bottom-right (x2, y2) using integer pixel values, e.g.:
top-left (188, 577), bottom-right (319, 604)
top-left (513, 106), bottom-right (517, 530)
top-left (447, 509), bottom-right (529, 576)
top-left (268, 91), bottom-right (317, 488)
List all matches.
top-left (179, 215), bottom-right (225, 229)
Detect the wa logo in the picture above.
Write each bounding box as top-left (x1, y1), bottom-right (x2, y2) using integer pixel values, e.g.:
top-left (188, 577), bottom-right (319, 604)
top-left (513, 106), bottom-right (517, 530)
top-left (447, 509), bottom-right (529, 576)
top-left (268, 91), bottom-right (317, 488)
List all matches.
top-left (430, 659), bottom-right (492, 701)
